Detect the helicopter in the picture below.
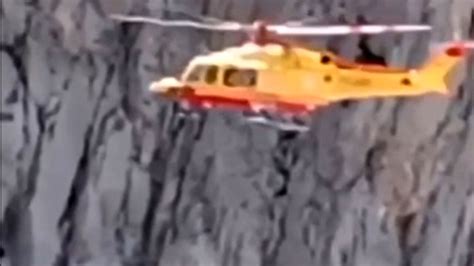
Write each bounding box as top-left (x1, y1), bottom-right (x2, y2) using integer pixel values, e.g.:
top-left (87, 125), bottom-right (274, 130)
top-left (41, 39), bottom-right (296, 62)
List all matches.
top-left (110, 12), bottom-right (473, 132)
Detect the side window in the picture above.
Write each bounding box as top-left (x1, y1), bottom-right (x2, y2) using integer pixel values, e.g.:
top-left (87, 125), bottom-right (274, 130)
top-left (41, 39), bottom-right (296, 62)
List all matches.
top-left (223, 68), bottom-right (257, 87)
top-left (204, 65), bottom-right (219, 84)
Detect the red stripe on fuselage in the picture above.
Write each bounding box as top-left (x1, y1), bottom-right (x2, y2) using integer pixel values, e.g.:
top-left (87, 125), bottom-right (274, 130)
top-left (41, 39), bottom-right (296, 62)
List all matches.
top-left (182, 93), bottom-right (252, 110)
top-left (163, 88), bottom-right (313, 114)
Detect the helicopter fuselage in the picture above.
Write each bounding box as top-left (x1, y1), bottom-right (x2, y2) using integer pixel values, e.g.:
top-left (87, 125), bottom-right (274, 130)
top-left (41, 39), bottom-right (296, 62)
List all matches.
top-left (150, 42), bottom-right (466, 113)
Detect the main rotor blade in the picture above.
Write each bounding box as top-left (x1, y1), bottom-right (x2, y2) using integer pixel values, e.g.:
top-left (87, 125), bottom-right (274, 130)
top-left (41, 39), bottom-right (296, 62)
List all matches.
top-left (267, 24), bottom-right (432, 35)
top-left (109, 14), bottom-right (250, 31)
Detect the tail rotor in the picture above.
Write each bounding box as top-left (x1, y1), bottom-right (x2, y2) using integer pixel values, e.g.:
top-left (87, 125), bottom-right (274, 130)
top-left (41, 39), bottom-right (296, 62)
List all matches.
top-left (430, 40), bottom-right (474, 57)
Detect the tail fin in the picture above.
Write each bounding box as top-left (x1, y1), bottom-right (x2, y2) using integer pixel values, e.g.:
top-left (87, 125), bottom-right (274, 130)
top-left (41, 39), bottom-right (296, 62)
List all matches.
top-left (420, 41), bottom-right (473, 95)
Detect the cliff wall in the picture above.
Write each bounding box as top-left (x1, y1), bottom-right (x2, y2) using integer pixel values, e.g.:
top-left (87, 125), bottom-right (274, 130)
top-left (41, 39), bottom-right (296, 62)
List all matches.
top-left (1, 0), bottom-right (473, 265)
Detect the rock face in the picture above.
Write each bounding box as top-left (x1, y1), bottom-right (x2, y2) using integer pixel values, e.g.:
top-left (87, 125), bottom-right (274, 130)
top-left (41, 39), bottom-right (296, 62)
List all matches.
top-left (1, 0), bottom-right (473, 266)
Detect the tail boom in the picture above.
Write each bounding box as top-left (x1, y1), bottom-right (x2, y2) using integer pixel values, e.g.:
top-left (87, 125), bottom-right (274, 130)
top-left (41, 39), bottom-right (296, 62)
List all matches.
top-left (420, 42), bottom-right (472, 95)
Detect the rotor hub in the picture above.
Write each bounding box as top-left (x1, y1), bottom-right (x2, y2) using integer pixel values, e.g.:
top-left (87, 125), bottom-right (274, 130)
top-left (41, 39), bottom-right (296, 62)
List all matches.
top-left (251, 20), bottom-right (269, 45)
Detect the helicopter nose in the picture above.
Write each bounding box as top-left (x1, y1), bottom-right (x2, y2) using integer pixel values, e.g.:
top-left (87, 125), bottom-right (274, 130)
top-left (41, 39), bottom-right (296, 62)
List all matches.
top-left (149, 82), bottom-right (168, 93)
top-left (149, 82), bottom-right (161, 92)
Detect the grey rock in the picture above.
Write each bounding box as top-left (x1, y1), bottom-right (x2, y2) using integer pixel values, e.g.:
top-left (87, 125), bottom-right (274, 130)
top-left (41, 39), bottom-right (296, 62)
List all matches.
top-left (1, 0), bottom-right (473, 266)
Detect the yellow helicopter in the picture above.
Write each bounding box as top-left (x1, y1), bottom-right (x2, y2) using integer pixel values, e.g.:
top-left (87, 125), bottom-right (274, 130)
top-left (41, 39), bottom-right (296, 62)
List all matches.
top-left (110, 13), bottom-right (473, 131)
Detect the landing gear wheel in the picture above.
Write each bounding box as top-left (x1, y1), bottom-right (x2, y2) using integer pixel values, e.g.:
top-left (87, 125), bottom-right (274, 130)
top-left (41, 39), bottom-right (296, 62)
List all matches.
top-left (290, 113), bottom-right (311, 126)
top-left (176, 99), bottom-right (204, 120)
top-left (179, 99), bottom-right (192, 111)
top-left (202, 100), bottom-right (213, 109)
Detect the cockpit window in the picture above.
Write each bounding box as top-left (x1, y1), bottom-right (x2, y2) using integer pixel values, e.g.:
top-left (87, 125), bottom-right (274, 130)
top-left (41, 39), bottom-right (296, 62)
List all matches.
top-left (185, 64), bottom-right (219, 84)
top-left (185, 65), bottom-right (205, 82)
top-left (223, 68), bottom-right (257, 87)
